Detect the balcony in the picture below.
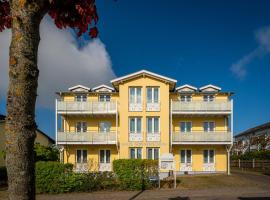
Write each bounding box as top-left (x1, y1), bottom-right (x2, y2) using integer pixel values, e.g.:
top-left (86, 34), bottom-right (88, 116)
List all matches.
top-left (171, 100), bottom-right (232, 115)
top-left (57, 100), bottom-right (117, 114)
top-left (172, 131), bottom-right (232, 144)
top-left (146, 102), bottom-right (160, 111)
top-left (129, 132), bottom-right (143, 141)
top-left (129, 103), bottom-right (143, 112)
top-left (147, 133), bottom-right (161, 141)
top-left (57, 131), bottom-right (117, 144)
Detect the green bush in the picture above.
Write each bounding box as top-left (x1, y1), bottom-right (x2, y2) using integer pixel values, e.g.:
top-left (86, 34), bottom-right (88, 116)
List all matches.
top-left (232, 150), bottom-right (270, 160)
top-left (113, 159), bottom-right (158, 190)
top-left (35, 144), bottom-right (59, 161)
top-left (35, 161), bottom-right (119, 194)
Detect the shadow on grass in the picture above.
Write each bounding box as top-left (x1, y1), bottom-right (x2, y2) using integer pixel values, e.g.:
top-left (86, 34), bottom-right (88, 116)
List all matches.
top-left (238, 197), bottom-right (270, 200)
top-left (168, 197), bottom-right (190, 200)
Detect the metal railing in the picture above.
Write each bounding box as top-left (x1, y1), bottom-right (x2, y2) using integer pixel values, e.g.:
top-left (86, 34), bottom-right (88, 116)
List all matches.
top-left (129, 132), bottom-right (143, 141)
top-left (57, 131), bottom-right (117, 144)
top-left (146, 102), bottom-right (160, 111)
top-left (172, 100), bottom-right (231, 113)
top-left (57, 100), bottom-right (117, 114)
top-left (172, 131), bottom-right (232, 143)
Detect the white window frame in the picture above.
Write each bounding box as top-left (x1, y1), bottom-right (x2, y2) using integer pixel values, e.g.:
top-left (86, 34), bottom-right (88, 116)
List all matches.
top-left (76, 149), bottom-right (87, 163)
top-left (129, 87), bottom-right (142, 104)
top-left (203, 95), bottom-right (215, 102)
top-left (180, 149), bottom-right (192, 164)
top-left (129, 117), bottom-right (142, 134)
top-left (203, 121), bottom-right (215, 132)
top-left (99, 149), bottom-right (111, 164)
top-left (203, 149), bottom-right (215, 164)
top-left (99, 122), bottom-right (112, 133)
top-left (129, 148), bottom-right (142, 159)
top-left (180, 95), bottom-right (192, 102)
top-left (146, 87), bottom-right (160, 103)
top-left (147, 148), bottom-right (159, 160)
top-left (147, 117), bottom-right (160, 134)
top-left (99, 94), bottom-right (111, 102)
top-left (180, 121), bottom-right (192, 133)
top-left (75, 94), bottom-right (87, 102)
top-left (76, 121), bottom-right (87, 133)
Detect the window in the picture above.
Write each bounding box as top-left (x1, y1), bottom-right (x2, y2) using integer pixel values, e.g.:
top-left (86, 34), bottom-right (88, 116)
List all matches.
top-left (76, 150), bottom-right (87, 163)
top-left (203, 95), bottom-right (214, 102)
top-left (99, 122), bottom-right (111, 133)
top-left (99, 95), bottom-right (110, 102)
top-left (147, 117), bottom-right (160, 133)
top-left (129, 117), bottom-right (142, 133)
top-left (147, 148), bottom-right (159, 160)
top-left (130, 148), bottom-right (142, 159)
top-left (180, 122), bottom-right (192, 132)
top-left (203, 150), bottom-right (214, 163)
top-left (180, 95), bottom-right (192, 102)
top-left (147, 87), bottom-right (159, 103)
top-left (76, 122), bottom-right (87, 132)
top-left (129, 87), bottom-right (142, 104)
top-left (75, 94), bottom-right (87, 102)
top-left (180, 150), bottom-right (192, 163)
top-left (203, 122), bottom-right (215, 132)
top-left (100, 150), bottom-right (110, 163)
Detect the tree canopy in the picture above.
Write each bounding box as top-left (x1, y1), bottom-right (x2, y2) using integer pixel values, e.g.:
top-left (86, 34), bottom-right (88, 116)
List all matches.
top-left (0, 0), bottom-right (99, 37)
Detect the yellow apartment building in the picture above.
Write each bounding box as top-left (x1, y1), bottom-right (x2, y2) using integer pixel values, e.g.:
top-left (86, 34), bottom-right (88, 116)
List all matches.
top-left (56, 70), bottom-right (233, 175)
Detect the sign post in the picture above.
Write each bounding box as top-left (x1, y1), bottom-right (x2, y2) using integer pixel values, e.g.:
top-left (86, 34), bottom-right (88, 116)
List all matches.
top-left (159, 153), bottom-right (176, 189)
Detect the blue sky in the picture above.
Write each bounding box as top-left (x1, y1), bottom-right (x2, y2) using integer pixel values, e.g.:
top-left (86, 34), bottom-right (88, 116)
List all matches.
top-left (1, 0), bottom-right (270, 139)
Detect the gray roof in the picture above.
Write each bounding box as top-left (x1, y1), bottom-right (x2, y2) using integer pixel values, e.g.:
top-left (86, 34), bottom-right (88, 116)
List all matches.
top-left (235, 122), bottom-right (270, 138)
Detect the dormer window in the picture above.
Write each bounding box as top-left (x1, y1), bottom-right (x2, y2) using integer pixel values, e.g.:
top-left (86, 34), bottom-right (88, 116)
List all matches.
top-left (203, 95), bottom-right (214, 102)
top-left (180, 95), bottom-right (192, 102)
top-left (99, 95), bottom-right (111, 102)
top-left (75, 94), bottom-right (87, 102)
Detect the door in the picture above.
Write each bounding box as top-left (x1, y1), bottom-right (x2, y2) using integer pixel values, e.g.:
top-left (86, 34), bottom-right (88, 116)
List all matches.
top-left (99, 150), bottom-right (111, 171)
top-left (180, 150), bottom-right (192, 172)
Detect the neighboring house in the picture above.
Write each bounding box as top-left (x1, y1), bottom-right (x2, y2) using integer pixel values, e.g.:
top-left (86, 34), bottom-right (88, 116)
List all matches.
top-left (233, 122), bottom-right (270, 154)
top-left (56, 70), bottom-right (233, 175)
top-left (0, 114), bottom-right (55, 166)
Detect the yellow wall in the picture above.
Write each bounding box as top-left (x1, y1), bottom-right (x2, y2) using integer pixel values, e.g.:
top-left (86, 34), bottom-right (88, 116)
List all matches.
top-left (172, 145), bottom-right (227, 172)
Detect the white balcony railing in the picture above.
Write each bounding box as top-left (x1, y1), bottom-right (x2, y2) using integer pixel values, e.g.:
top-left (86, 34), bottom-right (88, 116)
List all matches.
top-left (147, 133), bottom-right (161, 141)
top-left (57, 100), bottom-right (117, 114)
top-left (129, 103), bottom-right (143, 112)
top-left (57, 131), bottom-right (117, 144)
top-left (129, 132), bottom-right (143, 141)
top-left (172, 131), bottom-right (232, 144)
top-left (172, 100), bottom-right (231, 114)
top-left (146, 102), bottom-right (160, 111)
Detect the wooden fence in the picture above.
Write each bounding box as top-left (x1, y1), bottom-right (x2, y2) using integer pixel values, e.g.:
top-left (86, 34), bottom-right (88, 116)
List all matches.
top-left (231, 159), bottom-right (270, 172)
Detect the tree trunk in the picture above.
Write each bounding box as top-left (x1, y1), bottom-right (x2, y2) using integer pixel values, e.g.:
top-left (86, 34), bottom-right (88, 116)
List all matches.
top-left (5, 1), bottom-right (46, 200)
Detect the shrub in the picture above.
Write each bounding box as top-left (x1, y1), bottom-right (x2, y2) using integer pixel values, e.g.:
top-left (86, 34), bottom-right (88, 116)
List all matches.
top-left (113, 159), bottom-right (158, 190)
top-left (35, 144), bottom-right (59, 161)
top-left (35, 161), bottom-right (119, 194)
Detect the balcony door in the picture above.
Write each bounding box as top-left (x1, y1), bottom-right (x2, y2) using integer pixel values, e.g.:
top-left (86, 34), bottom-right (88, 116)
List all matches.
top-left (99, 122), bottom-right (111, 133)
top-left (129, 87), bottom-right (142, 111)
top-left (180, 122), bottom-right (192, 133)
top-left (75, 94), bottom-right (87, 102)
top-left (203, 149), bottom-right (215, 171)
top-left (129, 117), bottom-right (142, 141)
top-left (99, 150), bottom-right (111, 171)
top-left (76, 122), bottom-right (87, 133)
top-left (76, 150), bottom-right (88, 172)
top-left (204, 122), bottom-right (215, 132)
top-left (180, 150), bottom-right (192, 171)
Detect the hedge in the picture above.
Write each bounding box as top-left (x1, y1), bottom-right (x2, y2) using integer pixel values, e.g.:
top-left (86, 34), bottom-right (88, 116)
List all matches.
top-left (35, 161), bottom-right (119, 194)
top-left (113, 159), bottom-right (158, 190)
top-left (232, 150), bottom-right (270, 160)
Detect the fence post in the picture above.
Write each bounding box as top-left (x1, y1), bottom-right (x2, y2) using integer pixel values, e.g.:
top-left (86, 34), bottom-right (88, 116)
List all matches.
top-left (252, 159), bottom-right (255, 169)
top-left (238, 159), bottom-right (241, 168)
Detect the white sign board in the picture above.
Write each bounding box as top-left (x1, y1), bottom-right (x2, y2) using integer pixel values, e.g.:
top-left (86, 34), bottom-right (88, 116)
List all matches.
top-left (159, 153), bottom-right (175, 171)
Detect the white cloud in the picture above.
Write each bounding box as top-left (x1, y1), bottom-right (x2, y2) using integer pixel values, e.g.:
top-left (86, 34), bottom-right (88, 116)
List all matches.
top-left (0, 17), bottom-right (115, 108)
top-left (231, 26), bottom-right (270, 79)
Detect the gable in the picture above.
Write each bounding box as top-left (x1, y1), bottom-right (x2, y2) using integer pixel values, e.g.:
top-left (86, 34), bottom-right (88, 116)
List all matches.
top-left (68, 85), bottom-right (90, 92)
top-left (92, 84), bottom-right (114, 93)
top-left (176, 84), bottom-right (197, 93)
top-left (200, 84), bottom-right (221, 93)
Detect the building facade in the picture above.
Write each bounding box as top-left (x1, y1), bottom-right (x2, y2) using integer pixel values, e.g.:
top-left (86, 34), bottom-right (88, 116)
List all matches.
top-left (233, 122), bottom-right (270, 154)
top-left (56, 70), bottom-right (233, 174)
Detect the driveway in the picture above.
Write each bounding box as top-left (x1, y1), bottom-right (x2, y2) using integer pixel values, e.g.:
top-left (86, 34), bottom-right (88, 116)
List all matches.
top-left (1, 171), bottom-right (270, 200)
